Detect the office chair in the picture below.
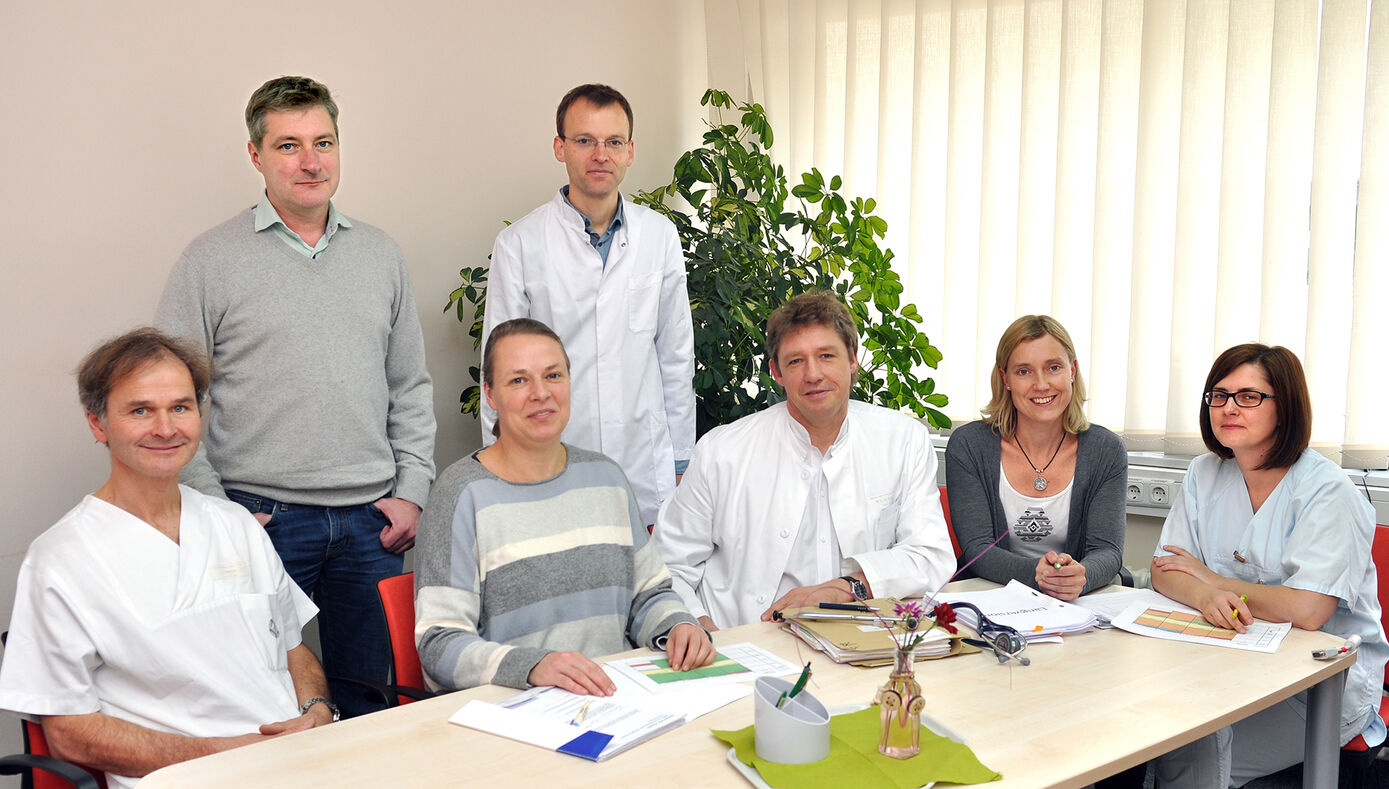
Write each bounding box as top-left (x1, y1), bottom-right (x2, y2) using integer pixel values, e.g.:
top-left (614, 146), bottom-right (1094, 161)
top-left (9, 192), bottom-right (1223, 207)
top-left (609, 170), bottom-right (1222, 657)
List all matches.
top-left (0, 632), bottom-right (105, 789)
top-left (1339, 523), bottom-right (1389, 788)
top-left (376, 572), bottom-right (435, 706)
top-left (939, 486), bottom-right (963, 560)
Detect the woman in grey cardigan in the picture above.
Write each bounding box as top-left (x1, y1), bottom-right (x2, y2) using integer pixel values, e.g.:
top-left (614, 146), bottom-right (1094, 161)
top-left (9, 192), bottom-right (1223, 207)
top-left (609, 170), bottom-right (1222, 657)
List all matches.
top-left (944, 315), bottom-right (1126, 600)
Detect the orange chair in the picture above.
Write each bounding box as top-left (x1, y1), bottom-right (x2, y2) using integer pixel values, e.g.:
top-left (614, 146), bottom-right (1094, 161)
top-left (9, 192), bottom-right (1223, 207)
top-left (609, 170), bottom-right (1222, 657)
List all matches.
top-left (375, 572), bottom-right (434, 706)
top-left (0, 721), bottom-right (105, 789)
top-left (0, 632), bottom-right (105, 789)
top-left (939, 486), bottom-right (962, 559)
top-left (1339, 523), bottom-right (1389, 787)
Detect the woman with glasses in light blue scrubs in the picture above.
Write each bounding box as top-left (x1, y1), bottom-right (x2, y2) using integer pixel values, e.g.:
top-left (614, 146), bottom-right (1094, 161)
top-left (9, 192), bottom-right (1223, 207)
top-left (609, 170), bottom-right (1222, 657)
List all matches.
top-left (1150, 343), bottom-right (1387, 788)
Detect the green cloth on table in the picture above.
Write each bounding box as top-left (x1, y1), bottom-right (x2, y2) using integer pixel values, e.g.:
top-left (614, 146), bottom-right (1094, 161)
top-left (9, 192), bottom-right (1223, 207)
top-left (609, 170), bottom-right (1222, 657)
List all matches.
top-left (713, 706), bottom-right (1000, 788)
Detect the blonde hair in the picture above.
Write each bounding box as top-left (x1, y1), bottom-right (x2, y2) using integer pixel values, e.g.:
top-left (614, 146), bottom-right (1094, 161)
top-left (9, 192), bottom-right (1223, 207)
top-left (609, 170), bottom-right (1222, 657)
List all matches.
top-left (980, 315), bottom-right (1089, 438)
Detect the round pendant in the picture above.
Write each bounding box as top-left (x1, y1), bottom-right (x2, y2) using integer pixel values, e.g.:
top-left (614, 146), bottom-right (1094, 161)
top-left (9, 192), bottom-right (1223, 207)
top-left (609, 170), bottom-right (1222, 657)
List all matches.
top-left (1033, 476), bottom-right (1048, 492)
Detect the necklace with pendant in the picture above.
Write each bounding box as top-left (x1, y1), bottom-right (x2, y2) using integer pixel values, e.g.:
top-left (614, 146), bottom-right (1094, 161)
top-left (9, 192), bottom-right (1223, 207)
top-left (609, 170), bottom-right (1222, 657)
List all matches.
top-left (1015, 432), bottom-right (1066, 491)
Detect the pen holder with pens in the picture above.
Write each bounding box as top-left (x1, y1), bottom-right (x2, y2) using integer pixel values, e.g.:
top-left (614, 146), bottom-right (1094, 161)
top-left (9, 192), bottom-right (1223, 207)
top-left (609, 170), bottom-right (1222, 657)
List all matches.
top-left (752, 675), bottom-right (830, 764)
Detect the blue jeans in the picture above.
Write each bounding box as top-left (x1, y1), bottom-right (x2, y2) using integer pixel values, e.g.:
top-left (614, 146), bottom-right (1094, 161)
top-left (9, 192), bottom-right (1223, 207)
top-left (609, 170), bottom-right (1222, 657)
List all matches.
top-left (226, 490), bottom-right (402, 719)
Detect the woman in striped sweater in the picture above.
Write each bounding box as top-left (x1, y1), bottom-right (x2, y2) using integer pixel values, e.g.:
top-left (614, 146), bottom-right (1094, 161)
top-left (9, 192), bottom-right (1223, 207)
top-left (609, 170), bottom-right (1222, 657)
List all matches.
top-left (414, 318), bottom-right (714, 693)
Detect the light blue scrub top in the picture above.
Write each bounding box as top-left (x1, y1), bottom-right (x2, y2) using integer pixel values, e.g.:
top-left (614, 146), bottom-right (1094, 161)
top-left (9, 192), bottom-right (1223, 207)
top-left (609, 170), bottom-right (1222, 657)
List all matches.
top-left (1156, 449), bottom-right (1387, 746)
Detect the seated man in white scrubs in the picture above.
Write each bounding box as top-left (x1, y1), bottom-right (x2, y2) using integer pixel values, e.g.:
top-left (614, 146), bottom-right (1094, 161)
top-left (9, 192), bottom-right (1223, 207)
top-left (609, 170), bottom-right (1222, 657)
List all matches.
top-left (653, 292), bottom-right (956, 629)
top-left (0, 329), bottom-right (335, 789)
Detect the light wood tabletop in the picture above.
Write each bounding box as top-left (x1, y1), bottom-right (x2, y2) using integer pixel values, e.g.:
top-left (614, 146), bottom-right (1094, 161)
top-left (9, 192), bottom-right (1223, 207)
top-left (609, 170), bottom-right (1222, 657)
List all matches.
top-left (139, 583), bottom-right (1354, 789)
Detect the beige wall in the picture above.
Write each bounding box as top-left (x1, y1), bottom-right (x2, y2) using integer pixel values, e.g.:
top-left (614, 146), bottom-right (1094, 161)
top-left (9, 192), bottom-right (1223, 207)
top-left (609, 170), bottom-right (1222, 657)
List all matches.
top-left (0, 0), bottom-right (710, 773)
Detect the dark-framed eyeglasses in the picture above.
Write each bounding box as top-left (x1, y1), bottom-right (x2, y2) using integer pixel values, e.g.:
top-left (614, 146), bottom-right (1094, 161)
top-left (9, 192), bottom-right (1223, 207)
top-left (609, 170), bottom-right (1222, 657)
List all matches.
top-left (1203, 390), bottom-right (1275, 408)
top-left (562, 135), bottom-right (630, 153)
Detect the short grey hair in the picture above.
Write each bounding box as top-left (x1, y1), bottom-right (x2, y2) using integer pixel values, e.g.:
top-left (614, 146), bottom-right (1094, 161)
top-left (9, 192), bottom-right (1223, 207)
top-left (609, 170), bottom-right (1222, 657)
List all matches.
top-left (245, 76), bottom-right (339, 148)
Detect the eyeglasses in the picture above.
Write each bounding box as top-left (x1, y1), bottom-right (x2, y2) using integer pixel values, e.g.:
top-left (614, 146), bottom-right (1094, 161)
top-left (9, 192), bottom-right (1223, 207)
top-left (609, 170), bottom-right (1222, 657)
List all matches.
top-left (562, 135), bottom-right (630, 153)
top-left (1203, 390), bottom-right (1276, 408)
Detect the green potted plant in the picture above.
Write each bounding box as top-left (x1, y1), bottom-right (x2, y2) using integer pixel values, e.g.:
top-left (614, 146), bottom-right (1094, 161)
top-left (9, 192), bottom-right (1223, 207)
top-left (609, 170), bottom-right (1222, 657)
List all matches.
top-left (447, 88), bottom-right (948, 435)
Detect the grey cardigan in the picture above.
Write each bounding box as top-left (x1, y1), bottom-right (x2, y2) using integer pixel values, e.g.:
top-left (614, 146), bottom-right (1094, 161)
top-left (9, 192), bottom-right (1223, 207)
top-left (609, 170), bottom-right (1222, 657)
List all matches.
top-left (944, 420), bottom-right (1127, 595)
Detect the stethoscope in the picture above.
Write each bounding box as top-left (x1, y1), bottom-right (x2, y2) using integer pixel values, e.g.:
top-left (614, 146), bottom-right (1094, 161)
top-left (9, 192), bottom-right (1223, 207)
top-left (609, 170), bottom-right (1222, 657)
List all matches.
top-left (950, 601), bottom-right (1032, 666)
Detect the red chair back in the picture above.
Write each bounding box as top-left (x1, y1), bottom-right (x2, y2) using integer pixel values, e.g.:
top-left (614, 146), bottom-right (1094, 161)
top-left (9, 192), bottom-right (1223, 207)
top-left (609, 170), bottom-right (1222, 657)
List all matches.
top-left (939, 486), bottom-right (962, 559)
top-left (23, 720), bottom-right (107, 789)
top-left (1372, 524), bottom-right (1389, 656)
top-left (376, 572), bottom-right (425, 704)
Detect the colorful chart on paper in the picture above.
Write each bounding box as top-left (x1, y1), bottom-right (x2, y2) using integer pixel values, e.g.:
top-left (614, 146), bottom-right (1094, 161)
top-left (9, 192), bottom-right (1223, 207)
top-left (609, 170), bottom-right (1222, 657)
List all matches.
top-left (605, 642), bottom-right (802, 693)
top-left (1112, 601), bottom-right (1291, 653)
top-left (622, 653), bottom-right (751, 684)
top-left (1133, 608), bottom-right (1237, 640)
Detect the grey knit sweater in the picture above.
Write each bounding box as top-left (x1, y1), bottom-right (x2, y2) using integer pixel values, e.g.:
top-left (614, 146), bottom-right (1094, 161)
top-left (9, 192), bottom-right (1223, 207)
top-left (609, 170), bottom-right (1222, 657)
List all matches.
top-left (415, 446), bottom-right (698, 691)
top-left (944, 420), bottom-right (1127, 595)
top-left (156, 206), bottom-right (435, 507)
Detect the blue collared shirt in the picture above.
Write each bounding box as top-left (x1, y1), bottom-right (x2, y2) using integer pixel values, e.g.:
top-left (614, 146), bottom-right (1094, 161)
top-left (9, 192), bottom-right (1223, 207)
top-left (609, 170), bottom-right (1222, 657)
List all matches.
top-left (253, 193), bottom-right (351, 259)
top-left (561, 186), bottom-right (624, 268)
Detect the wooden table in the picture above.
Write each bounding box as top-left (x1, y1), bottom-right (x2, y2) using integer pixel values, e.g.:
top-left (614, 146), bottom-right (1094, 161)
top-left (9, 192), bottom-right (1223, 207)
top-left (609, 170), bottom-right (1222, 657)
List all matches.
top-left (140, 586), bottom-right (1354, 788)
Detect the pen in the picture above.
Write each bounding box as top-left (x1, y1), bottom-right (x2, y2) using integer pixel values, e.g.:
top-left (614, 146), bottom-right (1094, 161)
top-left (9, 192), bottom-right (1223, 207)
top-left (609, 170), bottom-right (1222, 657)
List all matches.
top-left (779, 611), bottom-right (910, 624)
top-left (777, 662), bottom-right (813, 709)
top-left (1232, 594), bottom-right (1249, 620)
top-left (570, 699), bottom-right (592, 726)
top-left (819, 602), bottom-right (874, 613)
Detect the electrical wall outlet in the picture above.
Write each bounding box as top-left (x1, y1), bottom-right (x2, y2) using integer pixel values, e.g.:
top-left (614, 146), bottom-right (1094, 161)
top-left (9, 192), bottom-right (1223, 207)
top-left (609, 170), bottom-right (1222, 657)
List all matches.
top-left (1126, 471), bottom-right (1185, 514)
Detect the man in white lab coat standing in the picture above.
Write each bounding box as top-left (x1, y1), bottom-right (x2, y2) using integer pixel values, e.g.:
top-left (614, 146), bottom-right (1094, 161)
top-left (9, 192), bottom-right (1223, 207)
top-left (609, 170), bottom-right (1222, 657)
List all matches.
top-left (481, 83), bottom-right (695, 526)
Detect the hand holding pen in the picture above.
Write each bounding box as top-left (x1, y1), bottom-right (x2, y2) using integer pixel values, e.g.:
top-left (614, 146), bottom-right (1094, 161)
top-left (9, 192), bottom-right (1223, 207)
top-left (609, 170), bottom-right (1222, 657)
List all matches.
top-left (1036, 551), bottom-right (1085, 601)
top-left (1201, 590), bottom-right (1252, 634)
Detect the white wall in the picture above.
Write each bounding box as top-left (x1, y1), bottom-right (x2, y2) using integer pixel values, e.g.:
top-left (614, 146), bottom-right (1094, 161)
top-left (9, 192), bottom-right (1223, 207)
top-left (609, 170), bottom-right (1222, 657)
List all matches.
top-left (0, 0), bottom-right (710, 775)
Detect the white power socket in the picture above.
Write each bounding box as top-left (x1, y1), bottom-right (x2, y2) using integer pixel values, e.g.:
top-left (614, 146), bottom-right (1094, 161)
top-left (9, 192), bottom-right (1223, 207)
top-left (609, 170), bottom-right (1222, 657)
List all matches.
top-left (1127, 477), bottom-right (1182, 510)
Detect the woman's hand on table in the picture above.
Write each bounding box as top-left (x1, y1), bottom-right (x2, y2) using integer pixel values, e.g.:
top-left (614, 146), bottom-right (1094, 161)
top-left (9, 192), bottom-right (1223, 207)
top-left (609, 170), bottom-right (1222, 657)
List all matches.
top-left (528, 651), bottom-right (616, 696)
top-left (1197, 587), bottom-right (1252, 634)
top-left (665, 622), bottom-right (716, 671)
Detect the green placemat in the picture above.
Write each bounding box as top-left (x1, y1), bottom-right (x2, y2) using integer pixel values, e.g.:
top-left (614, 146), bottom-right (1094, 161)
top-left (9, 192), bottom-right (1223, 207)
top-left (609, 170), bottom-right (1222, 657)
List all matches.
top-left (713, 706), bottom-right (1001, 788)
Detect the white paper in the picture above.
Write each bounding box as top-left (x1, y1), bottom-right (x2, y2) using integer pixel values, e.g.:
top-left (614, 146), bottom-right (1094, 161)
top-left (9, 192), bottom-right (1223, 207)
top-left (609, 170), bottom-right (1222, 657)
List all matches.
top-left (449, 699), bottom-right (576, 750)
top-left (450, 689), bottom-right (688, 761)
top-left (938, 580), bottom-right (1098, 639)
top-left (1073, 586), bottom-right (1198, 625)
top-left (1110, 600), bottom-right (1292, 653)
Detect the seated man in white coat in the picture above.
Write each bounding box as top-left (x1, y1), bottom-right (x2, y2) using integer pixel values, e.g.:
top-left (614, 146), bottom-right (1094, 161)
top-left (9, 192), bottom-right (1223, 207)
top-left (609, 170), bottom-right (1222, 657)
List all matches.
top-left (653, 292), bottom-right (955, 629)
top-left (0, 329), bottom-right (334, 789)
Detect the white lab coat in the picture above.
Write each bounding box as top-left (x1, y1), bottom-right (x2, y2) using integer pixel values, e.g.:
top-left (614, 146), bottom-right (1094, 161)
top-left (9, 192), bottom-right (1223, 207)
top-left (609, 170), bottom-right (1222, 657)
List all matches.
top-left (0, 488), bottom-right (316, 789)
top-left (653, 401), bottom-right (956, 628)
top-left (482, 190), bottom-right (695, 525)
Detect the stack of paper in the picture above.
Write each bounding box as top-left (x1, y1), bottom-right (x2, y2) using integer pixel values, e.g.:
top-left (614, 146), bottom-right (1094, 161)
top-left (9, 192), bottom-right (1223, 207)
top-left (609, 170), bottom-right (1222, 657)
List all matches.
top-left (449, 642), bottom-right (799, 761)
top-left (938, 580), bottom-right (1099, 640)
top-left (450, 690), bottom-right (686, 762)
top-left (779, 599), bottom-right (956, 663)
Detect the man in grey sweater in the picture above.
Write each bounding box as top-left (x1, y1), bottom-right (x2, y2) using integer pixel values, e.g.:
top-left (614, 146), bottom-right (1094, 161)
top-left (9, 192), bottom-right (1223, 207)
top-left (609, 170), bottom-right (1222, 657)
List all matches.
top-left (156, 76), bottom-right (435, 718)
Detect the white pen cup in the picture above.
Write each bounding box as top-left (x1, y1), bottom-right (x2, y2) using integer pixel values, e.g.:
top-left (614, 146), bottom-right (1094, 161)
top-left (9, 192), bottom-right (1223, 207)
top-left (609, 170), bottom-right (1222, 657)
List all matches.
top-left (753, 675), bottom-right (830, 764)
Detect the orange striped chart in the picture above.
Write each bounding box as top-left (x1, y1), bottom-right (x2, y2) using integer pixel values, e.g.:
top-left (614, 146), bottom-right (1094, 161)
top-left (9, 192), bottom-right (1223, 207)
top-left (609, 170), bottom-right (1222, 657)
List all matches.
top-left (1133, 608), bottom-right (1237, 640)
top-left (1111, 601), bottom-right (1290, 653)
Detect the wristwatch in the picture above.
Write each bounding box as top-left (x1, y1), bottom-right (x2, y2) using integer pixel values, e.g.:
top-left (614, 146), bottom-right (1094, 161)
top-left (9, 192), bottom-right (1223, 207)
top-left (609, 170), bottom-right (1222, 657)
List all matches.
top-left (840, 575), bottom-right (868, 601)
top-left (300, 697), bottom-right (341, 722)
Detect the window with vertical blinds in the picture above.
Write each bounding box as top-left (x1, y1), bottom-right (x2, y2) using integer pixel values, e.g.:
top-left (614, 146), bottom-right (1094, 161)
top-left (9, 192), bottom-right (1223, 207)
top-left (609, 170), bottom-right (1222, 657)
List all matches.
top-left (704, 0), bottom-right (1386, 468)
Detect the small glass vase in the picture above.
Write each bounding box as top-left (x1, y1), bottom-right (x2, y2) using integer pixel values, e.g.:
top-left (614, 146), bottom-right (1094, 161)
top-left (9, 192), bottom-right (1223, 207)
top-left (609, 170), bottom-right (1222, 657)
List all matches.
top-left (875, 646), bottom-right (924, 759)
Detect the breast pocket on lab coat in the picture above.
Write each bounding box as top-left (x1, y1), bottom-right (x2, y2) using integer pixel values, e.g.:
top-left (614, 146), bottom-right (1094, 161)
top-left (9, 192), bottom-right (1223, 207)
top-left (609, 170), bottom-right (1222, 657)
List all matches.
top-left (1224, 553), bottom-right (1283, 587)
top-left (868, 493), bottom-right (902, 547)
top-left (628, 279), bottom-right (660, 336)
top-left (231, 592), bottom-right (290, 672)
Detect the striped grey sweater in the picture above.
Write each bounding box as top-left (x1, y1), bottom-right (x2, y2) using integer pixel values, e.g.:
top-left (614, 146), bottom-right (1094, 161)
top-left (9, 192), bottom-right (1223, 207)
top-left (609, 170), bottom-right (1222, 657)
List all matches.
top-left (415, 446), bottom-right (697, 691)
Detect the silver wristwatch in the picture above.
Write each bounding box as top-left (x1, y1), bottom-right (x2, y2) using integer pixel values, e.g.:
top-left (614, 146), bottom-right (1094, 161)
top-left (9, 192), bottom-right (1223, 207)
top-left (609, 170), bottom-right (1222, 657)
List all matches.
top-left (300, 697), bottom-right (341, 722)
